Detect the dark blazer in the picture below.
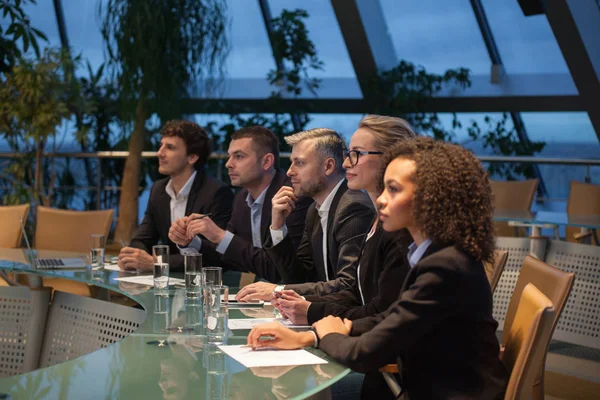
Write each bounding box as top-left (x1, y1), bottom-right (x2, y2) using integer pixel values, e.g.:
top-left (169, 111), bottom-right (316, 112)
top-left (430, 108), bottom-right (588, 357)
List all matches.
top-left (201, 170), bottom-right (312, 282)
top-left (319, 243), bottom-right (508, 400)
top-left (267, 180), bottom-right (376, 296)
top-left (130, 170), bottom-right (234, 271)
top-left (305, 227), bottom-right (411, 324)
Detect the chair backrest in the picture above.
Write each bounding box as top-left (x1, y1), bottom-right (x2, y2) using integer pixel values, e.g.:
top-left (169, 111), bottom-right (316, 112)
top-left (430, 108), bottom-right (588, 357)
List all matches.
top-left (491, 179), bottom-right (538, 237)
top-left (39, 291), bottom-right (146, 367)
top-left (0, 204), bottom-right (30, 248)
top-left (502, 256), bottom-right (575, 400)
top-left (0, 286), bottom-right (51, 377)
top-left (503, 283), bottom-right (555, 400)
top-left (484, 249), bottom-right (509, 293)
top-left (35, 206), bottom-right (114, 253)
top-left (493, 237), bottom-right (531, 326)
top-left (544, 240), bottom-right (600, 349)
top-left (566, 181), bottom-right (600, 244)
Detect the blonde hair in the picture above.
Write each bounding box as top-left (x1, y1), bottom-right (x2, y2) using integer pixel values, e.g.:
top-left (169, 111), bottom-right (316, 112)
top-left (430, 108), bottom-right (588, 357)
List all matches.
top-left (284, 128), bottom-right (347, 174)
top-left (358, 115), bottom-right (417, 152)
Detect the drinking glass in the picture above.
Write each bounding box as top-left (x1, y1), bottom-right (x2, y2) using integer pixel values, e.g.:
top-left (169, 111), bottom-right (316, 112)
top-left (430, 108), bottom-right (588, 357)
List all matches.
top-left (206, 284), bottom-right (228, 344)
top-left (184, 297), bottom-right (203, 334)
top-left (184, 254), bottom-right (203, 298)
top-left (153, 293), bottom-right (170, 333)
top-left (153, 245), bottom-right (170, 289)
top-left (205, 343), bottom-right (230, 400)
top-left (203, 266), bottom-right (222, 287)
top-left (89, 234), bottom-right (106, 270)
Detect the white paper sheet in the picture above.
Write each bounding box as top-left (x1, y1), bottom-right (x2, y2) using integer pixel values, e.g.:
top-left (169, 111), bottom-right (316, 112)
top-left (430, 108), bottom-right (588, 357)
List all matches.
top-left (115, 275), bottom-right (185, 286)
top-left (103, 264), bottom-right (124, 272)
top-left (228, 318), bottom-right (276, 330)
top-left (278, 319), bottom-right (311, 329)
top-left (217, 344), bottom-right (327, 368)
top-left (228, 318), bottom-right (310, 330)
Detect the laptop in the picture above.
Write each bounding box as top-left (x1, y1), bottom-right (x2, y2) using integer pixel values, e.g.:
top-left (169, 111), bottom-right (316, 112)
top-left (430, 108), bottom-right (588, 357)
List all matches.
top-left (19, 216), bottom-right (87, 269)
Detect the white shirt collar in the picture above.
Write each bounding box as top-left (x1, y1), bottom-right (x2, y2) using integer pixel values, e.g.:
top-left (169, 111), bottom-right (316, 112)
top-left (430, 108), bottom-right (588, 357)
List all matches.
top-left (407, 238), bottom-right (433, 268)
top-left (246, 182), bottom-right (270, 209)
top-left (316, 178), bottom-right (345, 217)
top-left (165, 170), bottom-right (197, 201)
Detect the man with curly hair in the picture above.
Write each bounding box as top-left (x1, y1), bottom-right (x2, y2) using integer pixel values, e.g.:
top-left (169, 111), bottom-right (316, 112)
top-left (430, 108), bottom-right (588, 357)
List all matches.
top-left (247, 137), bottom-right (508, 399)
top-left (118, 120), bottom-right (234, 272)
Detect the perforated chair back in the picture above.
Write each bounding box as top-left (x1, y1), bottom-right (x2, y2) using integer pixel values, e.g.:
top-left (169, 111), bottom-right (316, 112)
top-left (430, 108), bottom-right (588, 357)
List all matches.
top-left (485, 250), bottom-right (509, 293)
top-left (502, 256), bottom-right (574, 400)
top-left (502, 284), bottom-right (555, 400)
top-left (566, 181), bottom-right (600, 245)
top-left (39, 291), bottom-right (146, 367)
top-left (544, 240), bottom-right (599, 349)
top-left (0, 286), bottom-right (51, 377)
top-left (35, 206), bottom-right (114, 253)
top-left (0, 204), bottom-right (30, 248)
top-left (493, 237), bottom-right (531, 326)
top-left (491, 179), bottom-right (538, 237)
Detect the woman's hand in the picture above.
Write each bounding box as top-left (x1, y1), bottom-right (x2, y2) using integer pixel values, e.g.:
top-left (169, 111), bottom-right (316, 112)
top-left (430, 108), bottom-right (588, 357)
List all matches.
top-left (247, 322), bottom-right (315, 350)
top-left (312, 316), bottom-right (352, 338)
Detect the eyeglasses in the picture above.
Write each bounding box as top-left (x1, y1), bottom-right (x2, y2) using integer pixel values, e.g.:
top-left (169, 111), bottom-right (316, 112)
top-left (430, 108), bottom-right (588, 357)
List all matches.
top-left (345, 150), bottom-right (383, 166)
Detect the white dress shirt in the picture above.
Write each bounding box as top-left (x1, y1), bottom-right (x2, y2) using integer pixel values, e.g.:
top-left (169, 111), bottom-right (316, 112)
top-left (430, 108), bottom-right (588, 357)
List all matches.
top-left (165, 170), bottom-right (196, 224)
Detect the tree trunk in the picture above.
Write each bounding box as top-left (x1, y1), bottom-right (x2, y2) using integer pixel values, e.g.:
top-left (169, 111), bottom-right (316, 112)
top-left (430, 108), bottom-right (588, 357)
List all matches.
top-left (113, 99), bottom-right (147, 242)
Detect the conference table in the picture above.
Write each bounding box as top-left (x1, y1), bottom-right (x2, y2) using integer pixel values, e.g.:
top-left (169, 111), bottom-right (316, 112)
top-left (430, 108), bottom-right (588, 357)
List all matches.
top-left (0, 249), bottom-right (350, 400)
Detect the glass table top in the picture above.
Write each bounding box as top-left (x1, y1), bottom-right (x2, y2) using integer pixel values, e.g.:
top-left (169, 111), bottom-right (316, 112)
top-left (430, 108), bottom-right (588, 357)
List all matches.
top-left (494, 210), bottom-right (600, 229)
top-left (0, 250), bottom-right (350, 400)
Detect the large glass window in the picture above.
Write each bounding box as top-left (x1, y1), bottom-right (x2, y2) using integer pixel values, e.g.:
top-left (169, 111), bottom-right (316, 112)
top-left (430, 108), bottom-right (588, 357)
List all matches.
top-left (481, 0), bottom-right (569, 74)
top-left (268, 0), bottom-right (358, 79)
top-left (379, 0), bottom-right (491, 75)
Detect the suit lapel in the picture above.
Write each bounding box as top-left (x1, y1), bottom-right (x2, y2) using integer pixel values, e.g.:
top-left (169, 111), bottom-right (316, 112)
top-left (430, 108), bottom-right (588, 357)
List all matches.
top-left (156, 180), bottom-right (172, 230)
top-left (325, 180), bottom-right (348, 276)
top-left (185, 170), bottom-right (205, 216)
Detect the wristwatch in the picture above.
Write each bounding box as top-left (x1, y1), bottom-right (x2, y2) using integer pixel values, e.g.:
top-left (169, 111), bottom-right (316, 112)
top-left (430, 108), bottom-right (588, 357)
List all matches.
top-left (272, 284), bottom-right (286, 297)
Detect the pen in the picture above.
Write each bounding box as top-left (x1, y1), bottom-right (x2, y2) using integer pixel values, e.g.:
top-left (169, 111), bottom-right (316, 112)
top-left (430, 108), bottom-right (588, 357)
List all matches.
top-left (190, 213), bottom-right (213, 221)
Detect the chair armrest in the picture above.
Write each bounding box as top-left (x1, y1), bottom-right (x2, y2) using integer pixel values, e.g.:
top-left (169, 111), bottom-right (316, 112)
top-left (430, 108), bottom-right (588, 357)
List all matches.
top-left (379, 364), bottom-right (399, 373)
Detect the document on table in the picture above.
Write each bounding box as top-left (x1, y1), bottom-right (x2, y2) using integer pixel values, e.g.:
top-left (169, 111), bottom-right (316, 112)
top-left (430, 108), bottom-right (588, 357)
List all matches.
top-left (228, 318), bottom-right (310, 330)
top-left (103, 264), bottom-right (124, 272)
top-left (228, 318), bottom-right (276, 330)
top-left (115, 275), bottom-right (185, 286)
top-left (218, 344), bottom-right (327, 368)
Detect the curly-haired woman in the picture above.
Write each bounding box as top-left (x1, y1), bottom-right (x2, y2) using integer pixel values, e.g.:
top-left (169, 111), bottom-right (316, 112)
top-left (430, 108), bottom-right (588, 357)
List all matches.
top-left (247, 137), bottom-right (508, 399)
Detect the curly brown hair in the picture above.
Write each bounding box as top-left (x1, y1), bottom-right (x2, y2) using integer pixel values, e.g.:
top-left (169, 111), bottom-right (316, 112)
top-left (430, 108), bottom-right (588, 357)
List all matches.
top-left (161, 120), bottom-right (212, 169)
top-left (381, 137), bottom-right (495, 263)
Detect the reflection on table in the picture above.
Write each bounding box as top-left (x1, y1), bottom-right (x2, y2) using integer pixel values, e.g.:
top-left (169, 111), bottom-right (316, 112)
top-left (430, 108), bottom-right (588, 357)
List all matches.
top-left (0, 250), bottom-right (349, 400)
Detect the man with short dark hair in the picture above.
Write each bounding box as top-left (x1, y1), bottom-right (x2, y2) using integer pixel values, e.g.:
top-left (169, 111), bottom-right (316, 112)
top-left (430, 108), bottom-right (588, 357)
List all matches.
top-left (236, 128), bottom-right (375, 301)
top-left (168, 126), bottom-right (311, 281)
top-left (118, 120), bottom-right (234, 272)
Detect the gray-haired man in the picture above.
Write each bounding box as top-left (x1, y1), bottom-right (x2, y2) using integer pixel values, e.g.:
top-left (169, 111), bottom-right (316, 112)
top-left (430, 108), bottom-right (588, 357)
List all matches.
top-left (236, 128), bottom-right (375, 301)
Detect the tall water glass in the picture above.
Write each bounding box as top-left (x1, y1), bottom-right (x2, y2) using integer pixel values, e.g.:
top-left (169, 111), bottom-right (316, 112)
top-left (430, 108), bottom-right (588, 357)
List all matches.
top-left (205, 343), bottom-right (230, 400)
top-left (153, 293), bottom-right (170, 333)
top-left (203, 266), bottom-right (222, 287)
top-left (184, 254), bottom-right (203, 298)
top-left (206, 285), bottom-right (228, 344)
top-left (153, 245), bottom-right (170, 289)
top-left (89, 234), bottom-right (106, 270)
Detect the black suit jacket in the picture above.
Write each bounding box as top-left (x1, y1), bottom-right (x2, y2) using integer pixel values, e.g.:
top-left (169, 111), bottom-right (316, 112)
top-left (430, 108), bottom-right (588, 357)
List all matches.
top-left (319, 243), bottom-right (508, 400)
top-left (201, 170), bottom-right (312, 282)
top-left (130, 170), bottom-right (234, 271)
top-left (306, 227), bottom-right (411, 324)
top-left (266, 181), bottom-right (375, 296)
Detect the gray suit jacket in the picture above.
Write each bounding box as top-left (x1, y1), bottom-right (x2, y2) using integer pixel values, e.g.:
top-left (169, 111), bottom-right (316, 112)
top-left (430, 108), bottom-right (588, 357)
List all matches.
top-left (266, 180), bottom-right (375, 296)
